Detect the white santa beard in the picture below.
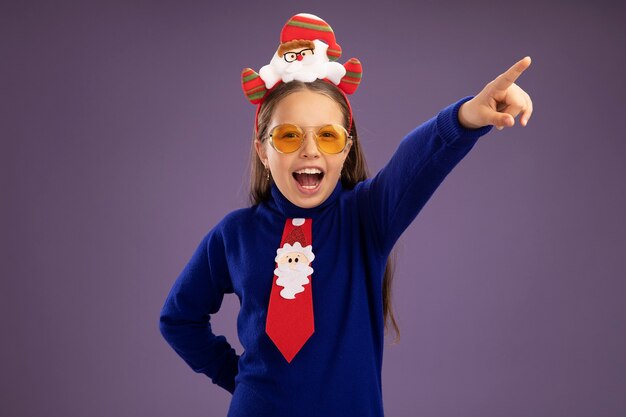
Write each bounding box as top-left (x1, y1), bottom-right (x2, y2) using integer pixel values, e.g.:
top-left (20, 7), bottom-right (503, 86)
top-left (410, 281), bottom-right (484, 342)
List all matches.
top-left (259, 41), bottom-right (347, 88)
top-left (274, 262), bottom-right (313, 299)
top-left (293, 63), bottom-right (324, 82)
top-left (285, 61), bottom-right (302, 73)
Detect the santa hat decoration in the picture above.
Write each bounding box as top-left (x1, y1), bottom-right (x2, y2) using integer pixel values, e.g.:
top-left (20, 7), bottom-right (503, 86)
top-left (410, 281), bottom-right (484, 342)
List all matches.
top-left (280, 13), bottom-right (342, 61)
top-left (275, 218), bottom-right (315, 260)
top-left (240, 13), bottom-right (363, 133)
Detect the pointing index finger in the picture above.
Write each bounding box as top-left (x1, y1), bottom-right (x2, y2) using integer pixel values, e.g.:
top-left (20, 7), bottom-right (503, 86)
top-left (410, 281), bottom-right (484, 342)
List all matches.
top-left (492, 56), bottom-right (532, 91)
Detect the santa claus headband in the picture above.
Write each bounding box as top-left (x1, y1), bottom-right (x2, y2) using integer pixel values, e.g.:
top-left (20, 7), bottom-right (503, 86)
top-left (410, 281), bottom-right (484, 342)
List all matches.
top-left (240, 13), bottom-right (363, 136)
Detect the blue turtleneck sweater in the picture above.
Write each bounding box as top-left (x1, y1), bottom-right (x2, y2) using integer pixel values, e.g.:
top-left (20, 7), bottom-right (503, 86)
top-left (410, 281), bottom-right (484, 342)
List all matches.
top-left (159, 97), bottom-right (492, 416)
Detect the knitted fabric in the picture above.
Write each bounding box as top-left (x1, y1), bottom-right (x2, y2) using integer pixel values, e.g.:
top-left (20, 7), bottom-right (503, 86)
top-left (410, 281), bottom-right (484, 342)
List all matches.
top-left (160, 97), bottom-right (493, 416)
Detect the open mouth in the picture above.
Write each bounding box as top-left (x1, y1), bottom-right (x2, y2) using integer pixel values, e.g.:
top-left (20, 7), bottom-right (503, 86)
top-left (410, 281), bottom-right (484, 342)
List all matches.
top-left (293, 168), bottom-right (324, 190)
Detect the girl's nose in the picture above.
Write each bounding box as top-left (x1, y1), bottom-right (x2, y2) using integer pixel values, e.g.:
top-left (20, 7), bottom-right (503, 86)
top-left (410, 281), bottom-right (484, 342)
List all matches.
top-left (300, 131), bottom-right (320, 157)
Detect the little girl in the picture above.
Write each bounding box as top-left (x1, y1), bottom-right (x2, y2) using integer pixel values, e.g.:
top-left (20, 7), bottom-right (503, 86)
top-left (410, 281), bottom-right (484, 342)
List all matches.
top-left (159, 13), bottom-right (533, 417)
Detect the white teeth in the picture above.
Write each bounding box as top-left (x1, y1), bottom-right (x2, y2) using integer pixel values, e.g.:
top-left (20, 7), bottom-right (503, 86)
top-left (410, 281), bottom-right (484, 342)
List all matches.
top-left (294, 168), bottom-right (322, 174)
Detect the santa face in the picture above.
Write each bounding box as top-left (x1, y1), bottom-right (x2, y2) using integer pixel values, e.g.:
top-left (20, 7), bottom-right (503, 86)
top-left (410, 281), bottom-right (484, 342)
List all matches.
top-left (277, 251), bottom-right (311, 268)
top-left (274, 252), bottom-right (314, 299)
top-left (266, 40), bottom-right (329, 83)
top-left (255, 90), bottom-right (352, 209)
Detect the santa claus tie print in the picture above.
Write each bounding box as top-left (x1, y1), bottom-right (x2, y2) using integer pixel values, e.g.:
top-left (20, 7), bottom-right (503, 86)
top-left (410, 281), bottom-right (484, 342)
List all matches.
top-left (274, 241), bottom-right (315, 299)
top-left (266, 218), bottom-right (315, 363)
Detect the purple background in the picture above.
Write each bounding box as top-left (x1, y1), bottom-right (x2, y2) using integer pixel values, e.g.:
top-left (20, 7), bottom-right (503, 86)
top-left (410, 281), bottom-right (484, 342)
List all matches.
top-left (2, 1), bottom-right (625, 416)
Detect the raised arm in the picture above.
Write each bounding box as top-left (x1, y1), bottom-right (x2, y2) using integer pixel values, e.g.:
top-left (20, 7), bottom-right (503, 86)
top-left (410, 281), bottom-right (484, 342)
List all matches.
top-left (357, 57), bottom-right (534, 256)
top-left (458, 56), bottom-right (534, 130)
top-left (159, 226), bottom-right (239, 393)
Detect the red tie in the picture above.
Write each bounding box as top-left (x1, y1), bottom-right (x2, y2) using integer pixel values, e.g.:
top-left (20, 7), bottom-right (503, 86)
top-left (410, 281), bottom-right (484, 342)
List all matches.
top-left (266, 218), bottom-right (315, 363)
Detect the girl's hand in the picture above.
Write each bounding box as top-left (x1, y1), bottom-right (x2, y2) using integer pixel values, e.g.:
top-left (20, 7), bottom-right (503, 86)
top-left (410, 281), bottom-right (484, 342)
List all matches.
top-left (458, 56), bottom-right (533, 130)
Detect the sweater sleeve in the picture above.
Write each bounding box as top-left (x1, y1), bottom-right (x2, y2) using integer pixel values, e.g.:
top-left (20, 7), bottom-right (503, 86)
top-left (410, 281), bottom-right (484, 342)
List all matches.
top-left (159, 225), bottom-right (239, 394)
top-left (357, 96), bottom-right (493, 256)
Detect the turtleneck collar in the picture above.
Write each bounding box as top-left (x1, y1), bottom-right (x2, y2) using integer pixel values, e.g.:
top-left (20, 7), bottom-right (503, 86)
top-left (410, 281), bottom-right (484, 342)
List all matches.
top-left (267, 180), bottom-right (343, 218)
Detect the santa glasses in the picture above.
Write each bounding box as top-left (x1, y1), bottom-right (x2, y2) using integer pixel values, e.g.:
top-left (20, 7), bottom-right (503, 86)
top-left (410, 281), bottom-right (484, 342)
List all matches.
top-left (283, 48), bottom-right (314, 63)
top-left (268, 124), bottom-right (353, 154)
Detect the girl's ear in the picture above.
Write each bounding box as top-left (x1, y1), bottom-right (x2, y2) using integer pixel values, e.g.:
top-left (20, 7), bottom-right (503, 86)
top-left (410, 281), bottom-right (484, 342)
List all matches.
top-left (343, 139), bottom-right (353, 156)
top-left (255, 139), bottom-right (268, 163)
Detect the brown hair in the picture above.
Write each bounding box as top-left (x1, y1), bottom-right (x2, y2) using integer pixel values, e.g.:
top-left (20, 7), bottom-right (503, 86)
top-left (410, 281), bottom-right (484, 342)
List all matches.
top-left (277, 40), bottom-right (315, 57)
top-left (247, 79), bottom-right (400, 342)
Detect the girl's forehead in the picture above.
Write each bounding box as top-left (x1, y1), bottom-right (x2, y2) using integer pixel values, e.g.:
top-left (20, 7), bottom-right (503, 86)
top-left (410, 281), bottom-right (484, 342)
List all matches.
top-left (271, 90), bottom-right (343, 126)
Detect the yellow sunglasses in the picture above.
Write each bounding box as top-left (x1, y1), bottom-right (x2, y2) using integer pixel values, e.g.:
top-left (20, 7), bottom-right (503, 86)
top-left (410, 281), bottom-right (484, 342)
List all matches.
top-left (268, 124), bottom-right (353, 154)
